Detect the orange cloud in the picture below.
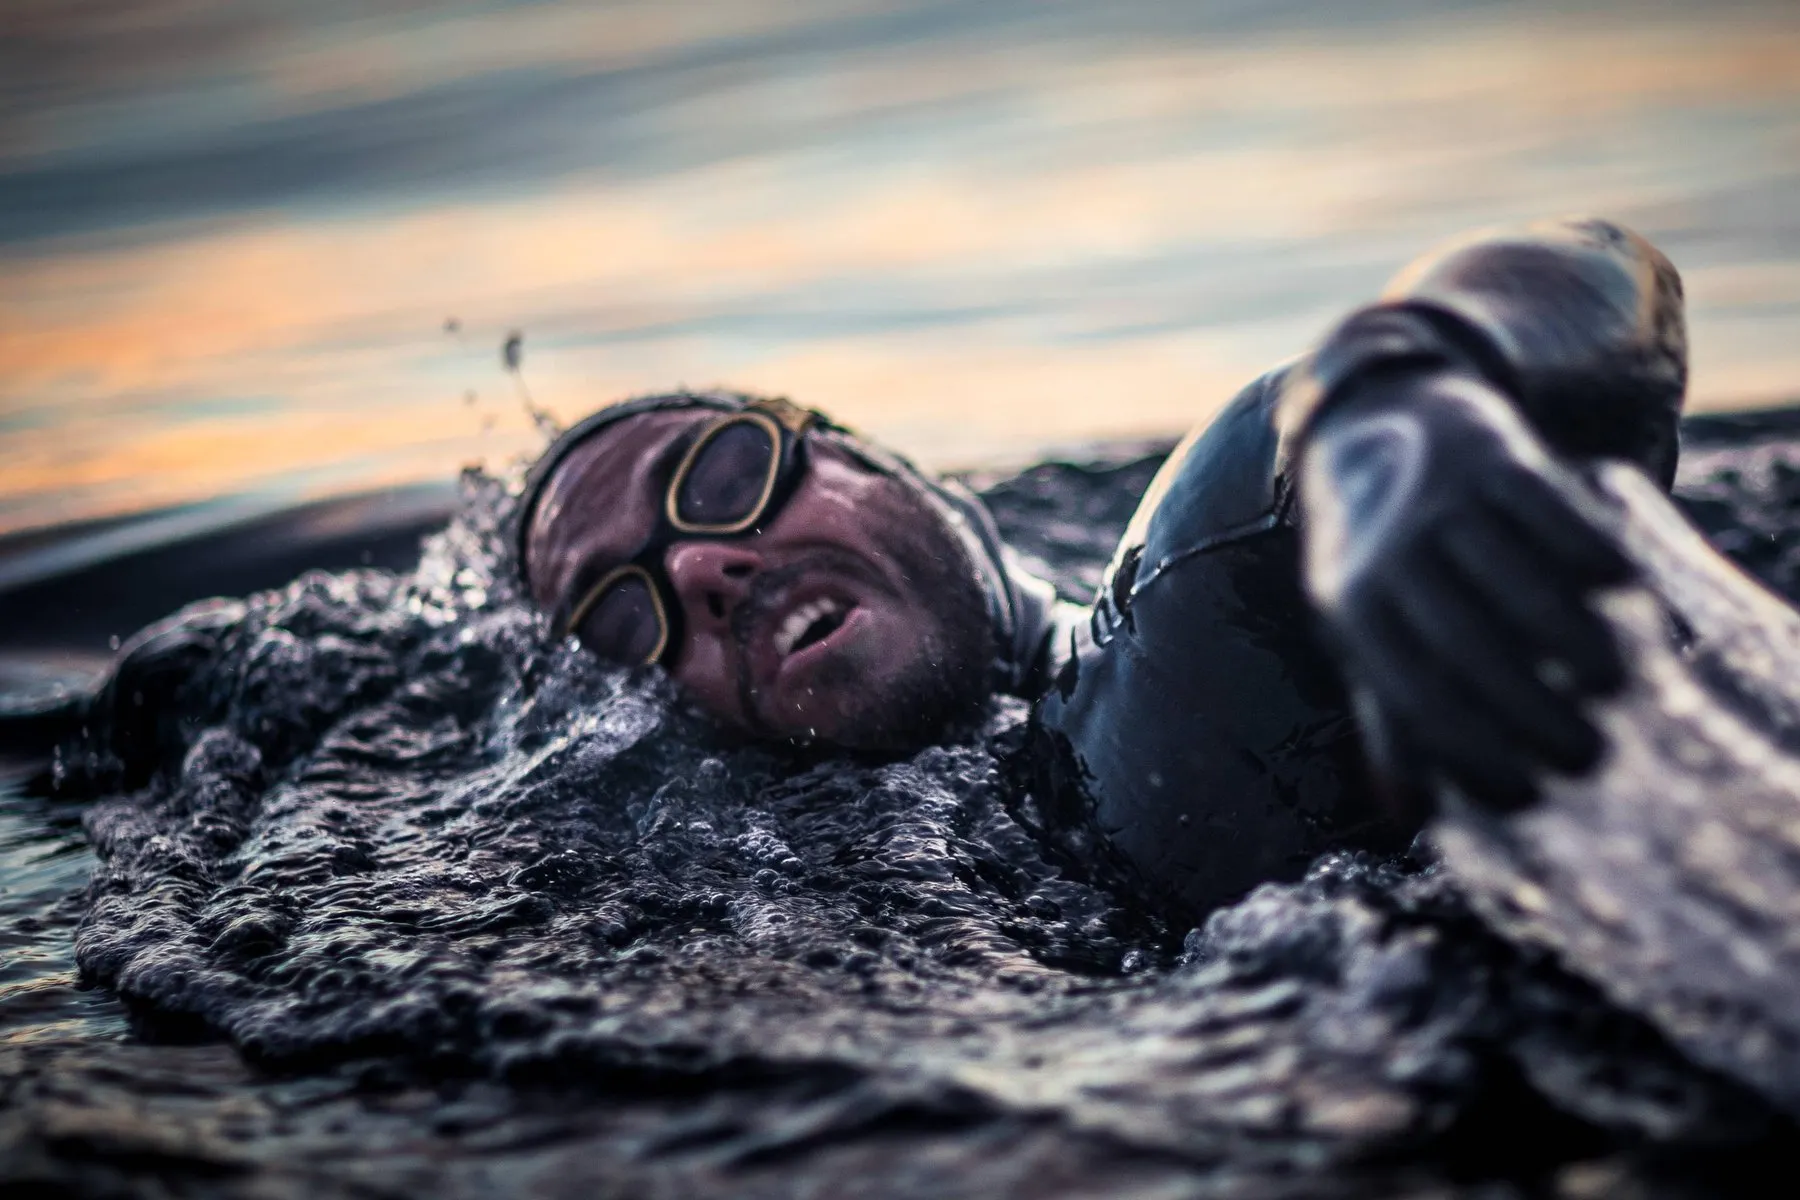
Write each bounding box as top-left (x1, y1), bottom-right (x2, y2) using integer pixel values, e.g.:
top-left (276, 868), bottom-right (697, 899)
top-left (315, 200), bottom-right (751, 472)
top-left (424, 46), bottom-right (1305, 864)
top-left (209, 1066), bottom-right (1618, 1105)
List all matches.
top-left (3, 12), bottom-right (1798, 534)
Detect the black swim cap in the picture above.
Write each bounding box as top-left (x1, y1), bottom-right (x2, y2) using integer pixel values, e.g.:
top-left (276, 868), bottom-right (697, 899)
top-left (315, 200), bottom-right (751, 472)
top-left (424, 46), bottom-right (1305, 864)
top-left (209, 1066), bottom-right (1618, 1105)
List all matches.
top-left (510, 390), bottom-right (1059, 696)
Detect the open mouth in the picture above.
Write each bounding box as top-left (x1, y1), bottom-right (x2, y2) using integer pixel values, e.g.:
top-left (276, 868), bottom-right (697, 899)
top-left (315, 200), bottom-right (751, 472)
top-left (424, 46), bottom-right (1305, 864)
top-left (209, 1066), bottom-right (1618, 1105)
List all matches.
top-left (774, 596), bottom-right (853, 658)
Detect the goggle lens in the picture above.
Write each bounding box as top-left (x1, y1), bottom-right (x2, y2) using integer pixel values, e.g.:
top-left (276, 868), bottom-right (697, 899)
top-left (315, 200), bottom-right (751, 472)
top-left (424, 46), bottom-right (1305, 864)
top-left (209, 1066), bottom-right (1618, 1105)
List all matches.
top-left (673, 417), bottom-right (779, 530)
top-left (573, 569), bottom-right (667, 666)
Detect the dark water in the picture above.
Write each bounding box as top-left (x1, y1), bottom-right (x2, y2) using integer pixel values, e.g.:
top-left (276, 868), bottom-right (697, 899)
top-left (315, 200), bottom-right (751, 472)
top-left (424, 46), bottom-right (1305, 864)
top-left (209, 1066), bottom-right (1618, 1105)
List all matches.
top-left (0, 769), bottom-right (129, 1045)
top-left (11, 435), bottom-right (1800, 1196)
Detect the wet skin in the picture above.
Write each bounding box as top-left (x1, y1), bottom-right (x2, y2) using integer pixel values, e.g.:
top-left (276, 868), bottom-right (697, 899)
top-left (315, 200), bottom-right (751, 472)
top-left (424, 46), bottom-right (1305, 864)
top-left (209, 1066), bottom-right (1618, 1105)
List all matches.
top-left (523, 409), bottom-right (991, 747)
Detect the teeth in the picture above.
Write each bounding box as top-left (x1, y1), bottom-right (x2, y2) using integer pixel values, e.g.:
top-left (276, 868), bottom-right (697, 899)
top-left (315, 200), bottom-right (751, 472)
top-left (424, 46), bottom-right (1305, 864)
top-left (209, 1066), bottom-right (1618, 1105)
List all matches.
top-left (775, 598), bottom-right (843, 657)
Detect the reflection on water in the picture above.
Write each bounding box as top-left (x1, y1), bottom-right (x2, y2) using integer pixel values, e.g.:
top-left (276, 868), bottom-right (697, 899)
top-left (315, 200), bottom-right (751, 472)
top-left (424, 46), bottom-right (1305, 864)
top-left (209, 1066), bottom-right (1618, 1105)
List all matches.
top-left (0, 768), bottom-right (129, 1043)
top-left (2, 0), bottom-right (1799, 534)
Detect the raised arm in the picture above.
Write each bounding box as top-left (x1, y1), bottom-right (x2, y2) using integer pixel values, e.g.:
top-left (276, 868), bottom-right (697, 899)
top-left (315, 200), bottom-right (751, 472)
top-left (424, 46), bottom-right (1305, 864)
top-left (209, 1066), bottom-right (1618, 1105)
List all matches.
top-left (1286, 218), bottom-right (1687, 812)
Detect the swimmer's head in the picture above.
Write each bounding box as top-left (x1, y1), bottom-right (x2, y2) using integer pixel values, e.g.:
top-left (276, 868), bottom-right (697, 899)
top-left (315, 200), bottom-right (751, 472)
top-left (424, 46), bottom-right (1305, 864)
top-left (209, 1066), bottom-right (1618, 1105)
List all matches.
top-left (514, 392), bottom-right (1053, 750)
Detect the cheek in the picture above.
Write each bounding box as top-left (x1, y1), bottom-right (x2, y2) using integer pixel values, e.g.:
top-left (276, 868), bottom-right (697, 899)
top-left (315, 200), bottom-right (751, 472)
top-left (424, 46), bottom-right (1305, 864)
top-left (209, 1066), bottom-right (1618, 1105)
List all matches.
top-left (841, 601), bottom-right (937, 677)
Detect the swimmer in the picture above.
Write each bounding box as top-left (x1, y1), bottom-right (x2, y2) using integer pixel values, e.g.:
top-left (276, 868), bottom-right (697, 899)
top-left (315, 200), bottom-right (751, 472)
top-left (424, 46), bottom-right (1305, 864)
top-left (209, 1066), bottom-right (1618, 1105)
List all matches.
top-left (517, 217), bottom-right (1687, 920)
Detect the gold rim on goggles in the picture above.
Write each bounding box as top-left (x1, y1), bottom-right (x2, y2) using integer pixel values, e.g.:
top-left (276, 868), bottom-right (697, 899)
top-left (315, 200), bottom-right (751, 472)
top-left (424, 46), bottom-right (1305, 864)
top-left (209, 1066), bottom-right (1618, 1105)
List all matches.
top-left (560, 562), bottom-right (671, 664)
top-left (664, 408), bottom-right (789, 536)
top-left (558, 398), bottom-right (819, 662)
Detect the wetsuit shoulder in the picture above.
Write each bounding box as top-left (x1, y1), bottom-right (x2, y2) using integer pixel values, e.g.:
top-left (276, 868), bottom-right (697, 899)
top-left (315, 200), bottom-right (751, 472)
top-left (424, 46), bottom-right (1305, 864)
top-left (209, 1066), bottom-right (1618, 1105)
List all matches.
top-left (1030, 363), bottom-right (1389, 921)
top-left (1117, 367), bottom-right (1291, 562)
top-left (1091, 366), bottom-right (1296, 641)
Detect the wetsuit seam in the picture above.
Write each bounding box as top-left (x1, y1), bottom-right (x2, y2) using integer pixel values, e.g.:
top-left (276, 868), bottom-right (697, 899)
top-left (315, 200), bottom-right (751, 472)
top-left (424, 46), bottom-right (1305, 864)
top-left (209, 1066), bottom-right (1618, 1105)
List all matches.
top-left (1129, 510), bottom-right (1284, 594)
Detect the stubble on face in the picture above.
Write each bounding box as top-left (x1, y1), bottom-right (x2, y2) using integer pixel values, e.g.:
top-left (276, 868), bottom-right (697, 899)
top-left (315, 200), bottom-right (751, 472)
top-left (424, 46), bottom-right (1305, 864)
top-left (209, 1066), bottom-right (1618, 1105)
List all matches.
top-left (728, 480), bottom-right (996, 751)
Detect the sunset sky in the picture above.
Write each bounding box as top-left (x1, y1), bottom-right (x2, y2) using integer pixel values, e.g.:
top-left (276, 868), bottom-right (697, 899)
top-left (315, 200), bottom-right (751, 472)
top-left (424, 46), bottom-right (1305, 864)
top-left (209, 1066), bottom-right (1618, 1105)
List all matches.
top-left (3, 0), bottom-right (1798, 534)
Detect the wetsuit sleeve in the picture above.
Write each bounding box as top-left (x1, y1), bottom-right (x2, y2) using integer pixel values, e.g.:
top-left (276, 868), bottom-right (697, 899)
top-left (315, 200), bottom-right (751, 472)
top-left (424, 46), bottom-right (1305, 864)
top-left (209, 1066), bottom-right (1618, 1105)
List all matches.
top-left (1277, 217), bottom-right (1688, 490)
top-left (1026, 217), bottom-right (1687, 922)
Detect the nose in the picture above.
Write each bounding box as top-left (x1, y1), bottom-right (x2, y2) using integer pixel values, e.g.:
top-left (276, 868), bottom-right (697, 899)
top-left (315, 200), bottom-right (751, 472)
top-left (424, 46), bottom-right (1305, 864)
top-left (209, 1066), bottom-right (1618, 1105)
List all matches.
top-left (663, 541), bottom-right (763, 633)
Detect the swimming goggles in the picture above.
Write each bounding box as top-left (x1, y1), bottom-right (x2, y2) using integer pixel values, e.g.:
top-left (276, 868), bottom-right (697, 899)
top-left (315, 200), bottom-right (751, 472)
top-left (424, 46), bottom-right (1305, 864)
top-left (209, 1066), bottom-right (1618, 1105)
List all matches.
top-left (552, 397), bottom-right (818, 666)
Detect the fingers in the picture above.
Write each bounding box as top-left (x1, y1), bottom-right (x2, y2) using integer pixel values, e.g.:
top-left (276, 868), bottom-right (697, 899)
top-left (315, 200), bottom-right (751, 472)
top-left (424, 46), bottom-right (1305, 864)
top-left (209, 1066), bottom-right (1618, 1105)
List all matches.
top-left (1386, 547), bottom-right (1604, 773)
top-left (1478, 466), bottom-right (1635, 587)
top-left (1348, 595), bottom-right (1539, 812)
top-left (1304, 423), bottom-right (1639, 813)
top-left (1436, 508), bottom-right (1628, 696)
top-left (1332, 481), bottom-right (1632, 813)
top-left (1348, 684), bottom-right (1434, 829)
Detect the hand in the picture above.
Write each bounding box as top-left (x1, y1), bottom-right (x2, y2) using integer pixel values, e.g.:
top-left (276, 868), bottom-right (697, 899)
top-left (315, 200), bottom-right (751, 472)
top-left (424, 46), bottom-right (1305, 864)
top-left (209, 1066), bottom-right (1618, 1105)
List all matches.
top-left (1299, 368), bottom-right (1636, 812)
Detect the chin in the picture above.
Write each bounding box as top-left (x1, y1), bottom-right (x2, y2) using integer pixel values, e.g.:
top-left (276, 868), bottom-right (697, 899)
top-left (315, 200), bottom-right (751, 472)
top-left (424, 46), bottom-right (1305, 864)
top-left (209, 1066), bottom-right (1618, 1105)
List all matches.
top-left (760, 690), bottom-right (877, 748)
top-left (779, 667), bottom-right (989, 753)
top-left (739, 594), bottom-right (995, 751)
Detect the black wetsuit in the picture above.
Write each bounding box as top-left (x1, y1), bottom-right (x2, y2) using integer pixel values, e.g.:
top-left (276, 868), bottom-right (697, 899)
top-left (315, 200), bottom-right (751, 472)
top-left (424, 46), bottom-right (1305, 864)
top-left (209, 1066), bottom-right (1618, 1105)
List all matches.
top-left (12, 220), bottom-right (1688, 936)
top-left (1030, 219), bottom-right (1688, 921)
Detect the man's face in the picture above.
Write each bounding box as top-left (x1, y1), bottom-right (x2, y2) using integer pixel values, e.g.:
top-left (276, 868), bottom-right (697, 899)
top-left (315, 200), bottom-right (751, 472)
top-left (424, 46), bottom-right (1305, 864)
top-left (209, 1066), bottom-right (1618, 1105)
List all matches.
top-left (523, 408), bottom-right (995, 749)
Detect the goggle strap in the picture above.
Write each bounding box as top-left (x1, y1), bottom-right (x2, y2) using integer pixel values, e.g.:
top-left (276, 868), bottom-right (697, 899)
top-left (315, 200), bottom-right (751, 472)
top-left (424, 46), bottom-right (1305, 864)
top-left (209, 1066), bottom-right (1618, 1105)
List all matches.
top-left (745, 395), bottom-right (820, 433)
